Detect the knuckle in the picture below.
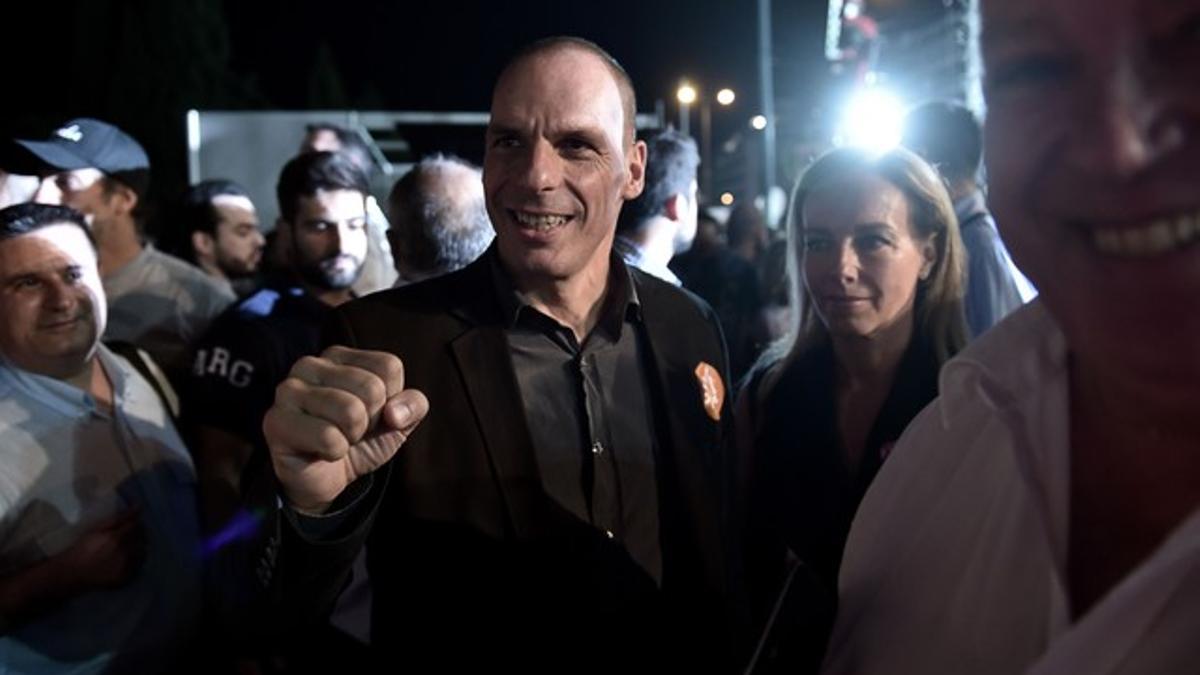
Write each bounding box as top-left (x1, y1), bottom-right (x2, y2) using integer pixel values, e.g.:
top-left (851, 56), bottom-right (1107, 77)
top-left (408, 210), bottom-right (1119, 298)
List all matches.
top-left (384, 354), bottom-right (405, 385)
top-left (317, 423), bottom-right (349, 456)
top-left (292, 354), bottom-right (324, 375)
top-left (362, 374), bottom-right (387, 406)
top-left (346, 401), bottom-right (370, 439)
top-left (274, 376), bottom-right (305, 402)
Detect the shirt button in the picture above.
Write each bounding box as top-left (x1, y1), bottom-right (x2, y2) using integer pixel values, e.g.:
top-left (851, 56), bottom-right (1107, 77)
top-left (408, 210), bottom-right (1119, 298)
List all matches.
top-left (592, 441), bottom-right (604, 455)
top-left (605, 530), bottom-right (615, 539)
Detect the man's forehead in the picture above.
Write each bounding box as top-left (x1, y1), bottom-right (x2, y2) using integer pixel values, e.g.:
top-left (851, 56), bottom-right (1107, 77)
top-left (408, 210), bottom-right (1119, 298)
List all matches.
top-left (212, 194), bottom-right (256, 214)
top-left (491, 51), bottom-right (625, 134)
top-left (980, 0), bottom-right (1043, 41)
top-left (1, 224), bottom-right (96, 269)
top-left (297, 189), bottom-right (366, 215)
top-left (495, 49), bottom-right (622, 105)
top-left (980, 0), bottom-right (1103, 42)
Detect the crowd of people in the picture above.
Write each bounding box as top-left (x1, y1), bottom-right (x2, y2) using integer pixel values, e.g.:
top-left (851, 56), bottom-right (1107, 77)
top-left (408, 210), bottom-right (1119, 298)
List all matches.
top-left (0, 0), bottom-right (1196, 671)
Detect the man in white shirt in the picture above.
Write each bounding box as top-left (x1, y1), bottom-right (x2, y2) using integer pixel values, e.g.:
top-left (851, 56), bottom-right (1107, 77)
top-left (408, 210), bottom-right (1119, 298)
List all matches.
top-left (613, 128), bottom-right (700, 286)
top-left (823, 0), bottom-right (1200, 673)
top-left (0, 203), bottom-right (201, 674)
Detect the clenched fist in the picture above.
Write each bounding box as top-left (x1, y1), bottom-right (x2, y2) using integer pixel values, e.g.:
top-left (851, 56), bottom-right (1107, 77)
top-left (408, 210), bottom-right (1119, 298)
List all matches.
top-left (262, 346), bottom-right (429, 514)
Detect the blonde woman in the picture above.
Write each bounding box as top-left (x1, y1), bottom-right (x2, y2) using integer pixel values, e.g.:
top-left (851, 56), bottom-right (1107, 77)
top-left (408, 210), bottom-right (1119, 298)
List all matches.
top-left (738, 147), bottom-right (967, 670)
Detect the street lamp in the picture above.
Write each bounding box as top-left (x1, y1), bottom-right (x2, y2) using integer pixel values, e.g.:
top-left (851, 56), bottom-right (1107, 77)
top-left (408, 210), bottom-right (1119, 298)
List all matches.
top-left (750, 114), bottom-right (768, 130)
top-left (676, 83), bottom-right (697, 135)
top-left (700, 87), bottom-right (735, 197)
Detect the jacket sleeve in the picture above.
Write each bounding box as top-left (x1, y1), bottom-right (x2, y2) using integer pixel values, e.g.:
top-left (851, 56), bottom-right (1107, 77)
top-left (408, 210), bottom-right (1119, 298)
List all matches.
top-left (252, 304), bottom-right (390, 637)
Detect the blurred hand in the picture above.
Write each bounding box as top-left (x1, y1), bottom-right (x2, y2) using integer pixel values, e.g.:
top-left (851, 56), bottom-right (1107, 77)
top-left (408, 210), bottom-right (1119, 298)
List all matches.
top-left (262, 346), bottom-right (429, 514)
top-left (57, 508), bottom-right (146, 591)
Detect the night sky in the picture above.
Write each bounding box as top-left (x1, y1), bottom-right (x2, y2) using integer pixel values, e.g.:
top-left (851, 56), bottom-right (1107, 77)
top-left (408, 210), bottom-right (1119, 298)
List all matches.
top-left (4, 0), bottom-right (835, 214)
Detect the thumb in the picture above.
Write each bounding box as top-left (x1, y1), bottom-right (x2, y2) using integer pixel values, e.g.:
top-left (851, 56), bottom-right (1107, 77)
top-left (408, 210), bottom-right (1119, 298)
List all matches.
top-left (380, 389), bottom-right (429, 433)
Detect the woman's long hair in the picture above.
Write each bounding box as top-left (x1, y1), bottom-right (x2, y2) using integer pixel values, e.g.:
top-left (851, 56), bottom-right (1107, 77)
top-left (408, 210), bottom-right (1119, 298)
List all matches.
top-left (755, 146), bottom-right (968, 390)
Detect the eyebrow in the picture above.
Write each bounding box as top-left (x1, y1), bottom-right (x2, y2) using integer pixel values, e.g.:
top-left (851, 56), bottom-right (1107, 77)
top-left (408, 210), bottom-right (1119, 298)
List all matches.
top-left (1, 264), bottom-right (79, 284)
top-left (854, 222), bottom-right (896, 233)
top-left (486, 123), bottom-right (522, 138)
top-left (487, 121), bottom-right (610, 144)
top-left (302, 215), bottom-right (364, 225)
top-left (981, 13), bottom-right (1057, 52)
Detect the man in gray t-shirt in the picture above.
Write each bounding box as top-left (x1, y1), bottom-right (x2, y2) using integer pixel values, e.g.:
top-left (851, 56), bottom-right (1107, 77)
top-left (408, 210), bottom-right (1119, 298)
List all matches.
top-left (16, 118), bottom-right (234, 379)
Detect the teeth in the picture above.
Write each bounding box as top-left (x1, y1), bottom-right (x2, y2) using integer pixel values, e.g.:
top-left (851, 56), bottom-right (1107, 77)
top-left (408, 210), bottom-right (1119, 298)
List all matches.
top-left (514, 211), bottom-right (568, 230)
top-left (1091, 210), bottom-right (1200, 257)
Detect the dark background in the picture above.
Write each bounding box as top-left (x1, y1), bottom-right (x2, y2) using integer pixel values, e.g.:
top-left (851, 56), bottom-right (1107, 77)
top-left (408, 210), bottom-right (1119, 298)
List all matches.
top-left (2, 0), bottom-right (948, 222)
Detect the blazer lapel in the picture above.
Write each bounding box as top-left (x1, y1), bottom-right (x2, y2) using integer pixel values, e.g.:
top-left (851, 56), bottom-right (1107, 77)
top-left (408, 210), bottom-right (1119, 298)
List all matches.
top-left (448, 307), bottom-right (547, 542)
top-left (636, 278), bottom-right (728, 588)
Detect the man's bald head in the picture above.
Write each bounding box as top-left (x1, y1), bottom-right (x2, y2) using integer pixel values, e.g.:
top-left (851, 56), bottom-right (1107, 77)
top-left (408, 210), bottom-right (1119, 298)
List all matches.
top-left (495, 36), bottom-right (638, 145)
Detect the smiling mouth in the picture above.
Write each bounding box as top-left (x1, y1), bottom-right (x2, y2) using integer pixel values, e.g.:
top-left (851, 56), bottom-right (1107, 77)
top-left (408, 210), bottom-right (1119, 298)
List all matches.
top-left (511, 210), bottom-right (571, 232)
top-left (823, 296), bottom-right (871, 309)
top-left (1089, 209), bottom-right (1200, 257)
top-left (39, 317), bottom-right (85, 331)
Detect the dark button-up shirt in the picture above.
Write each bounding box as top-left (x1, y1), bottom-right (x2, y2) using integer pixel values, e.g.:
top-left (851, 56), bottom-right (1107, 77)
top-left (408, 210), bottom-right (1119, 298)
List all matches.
top-left (492, 253), bottom-right (663, 585)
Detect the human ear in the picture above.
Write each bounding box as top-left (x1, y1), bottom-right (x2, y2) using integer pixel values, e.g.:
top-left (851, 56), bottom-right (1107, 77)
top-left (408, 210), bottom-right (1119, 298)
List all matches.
top-left (191, 231), bottom-right (215, 259)
top-left (623, 140), bottom-right (647, 200)
top-left (108, 183), bottom-right (138, 217)
top-left (919, 235), bottom-right (938, 280)
top-left (664, 193), bottom-right (684, 222)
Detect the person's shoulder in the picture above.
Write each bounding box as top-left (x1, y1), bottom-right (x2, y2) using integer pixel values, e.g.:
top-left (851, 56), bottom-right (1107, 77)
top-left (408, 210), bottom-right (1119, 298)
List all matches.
top-left (143, 247), bottom-right (236, 304)
top-left (0, 370), bottom-right (26, 431)
top-left (632, 266), bottom-right (715, 319)
top-left (200, 288), bottom-right (277, 334)
top-left (344, 259), bottom-right (484, 318)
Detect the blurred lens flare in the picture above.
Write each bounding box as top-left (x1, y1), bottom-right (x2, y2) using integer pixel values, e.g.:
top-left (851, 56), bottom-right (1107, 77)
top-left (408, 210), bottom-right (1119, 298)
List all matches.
top-left (837, 85), bottom-right (905, 153)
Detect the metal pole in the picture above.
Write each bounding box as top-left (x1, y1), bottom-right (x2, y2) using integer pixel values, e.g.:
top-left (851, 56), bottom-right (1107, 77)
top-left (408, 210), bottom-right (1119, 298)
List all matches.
top-left (679, 101), bottom-right (691, 137)
top-left (700, 101), bottom-right (712, 197)
top-left (758, 0), bottom-right (778, 216)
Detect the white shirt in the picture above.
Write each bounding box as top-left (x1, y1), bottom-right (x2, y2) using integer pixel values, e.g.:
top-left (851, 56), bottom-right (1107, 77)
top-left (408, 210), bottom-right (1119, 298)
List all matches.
top-left (822, 301), bottom-right (1200, 675)
top-left (0, 346), bottom-right (201, 674)
top-left (614, 235), bottom-right (682, 287)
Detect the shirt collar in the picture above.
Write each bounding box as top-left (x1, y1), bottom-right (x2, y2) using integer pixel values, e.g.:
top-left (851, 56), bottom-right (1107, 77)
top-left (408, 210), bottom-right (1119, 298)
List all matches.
top-left (938, 299), bottom-right (1065, 422)
top-left (0, 344), bottom-right (126, 419)
top-left (614, 235), bottom-right (682, 286)
top-left (488, 245), bottom-right (642, 339)
top-left (953, 189), bottom-right (988, 224)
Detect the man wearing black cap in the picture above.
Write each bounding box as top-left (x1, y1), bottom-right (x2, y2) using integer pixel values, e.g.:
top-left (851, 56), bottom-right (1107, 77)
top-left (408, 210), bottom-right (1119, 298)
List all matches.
top-left (17, 118), bottom-right (235, 382)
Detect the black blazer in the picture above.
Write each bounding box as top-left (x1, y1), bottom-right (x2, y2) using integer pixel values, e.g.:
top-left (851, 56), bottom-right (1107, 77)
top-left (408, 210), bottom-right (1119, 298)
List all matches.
top-left (263, 252), bottom-right (742, 672)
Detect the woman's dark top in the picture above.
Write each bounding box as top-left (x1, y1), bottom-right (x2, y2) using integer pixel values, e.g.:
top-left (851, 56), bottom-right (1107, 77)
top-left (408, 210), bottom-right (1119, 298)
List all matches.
top-left (741, 335), bottom-right (942, 673)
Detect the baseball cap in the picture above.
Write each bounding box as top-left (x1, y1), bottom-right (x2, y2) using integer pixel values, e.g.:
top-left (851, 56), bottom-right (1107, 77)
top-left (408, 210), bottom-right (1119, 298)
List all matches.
top-left (16, 118), bottom-right (150, 175)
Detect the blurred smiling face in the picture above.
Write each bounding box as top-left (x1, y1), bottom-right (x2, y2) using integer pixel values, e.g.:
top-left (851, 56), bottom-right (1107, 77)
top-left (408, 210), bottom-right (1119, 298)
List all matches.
top-left (0, 224), bottom-right (106, 379)
top-left (982, 0), bottom-right (1200, 372)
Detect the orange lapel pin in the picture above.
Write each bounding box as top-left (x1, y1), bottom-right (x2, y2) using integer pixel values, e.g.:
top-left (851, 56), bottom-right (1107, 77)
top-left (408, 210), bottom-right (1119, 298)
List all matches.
top-left (694, 361), bottom-right (725, 422)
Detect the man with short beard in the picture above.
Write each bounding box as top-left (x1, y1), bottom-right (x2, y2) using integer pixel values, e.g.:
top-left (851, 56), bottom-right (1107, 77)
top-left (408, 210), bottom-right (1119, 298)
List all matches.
top-left (185, 151), bottom-right (369, 534)
top-left (0, 203), bottom-right (201, 674)
top-left (170, 179), bottom-right (266, 298)
top-left (299, 123), bottom-right (398, 294)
